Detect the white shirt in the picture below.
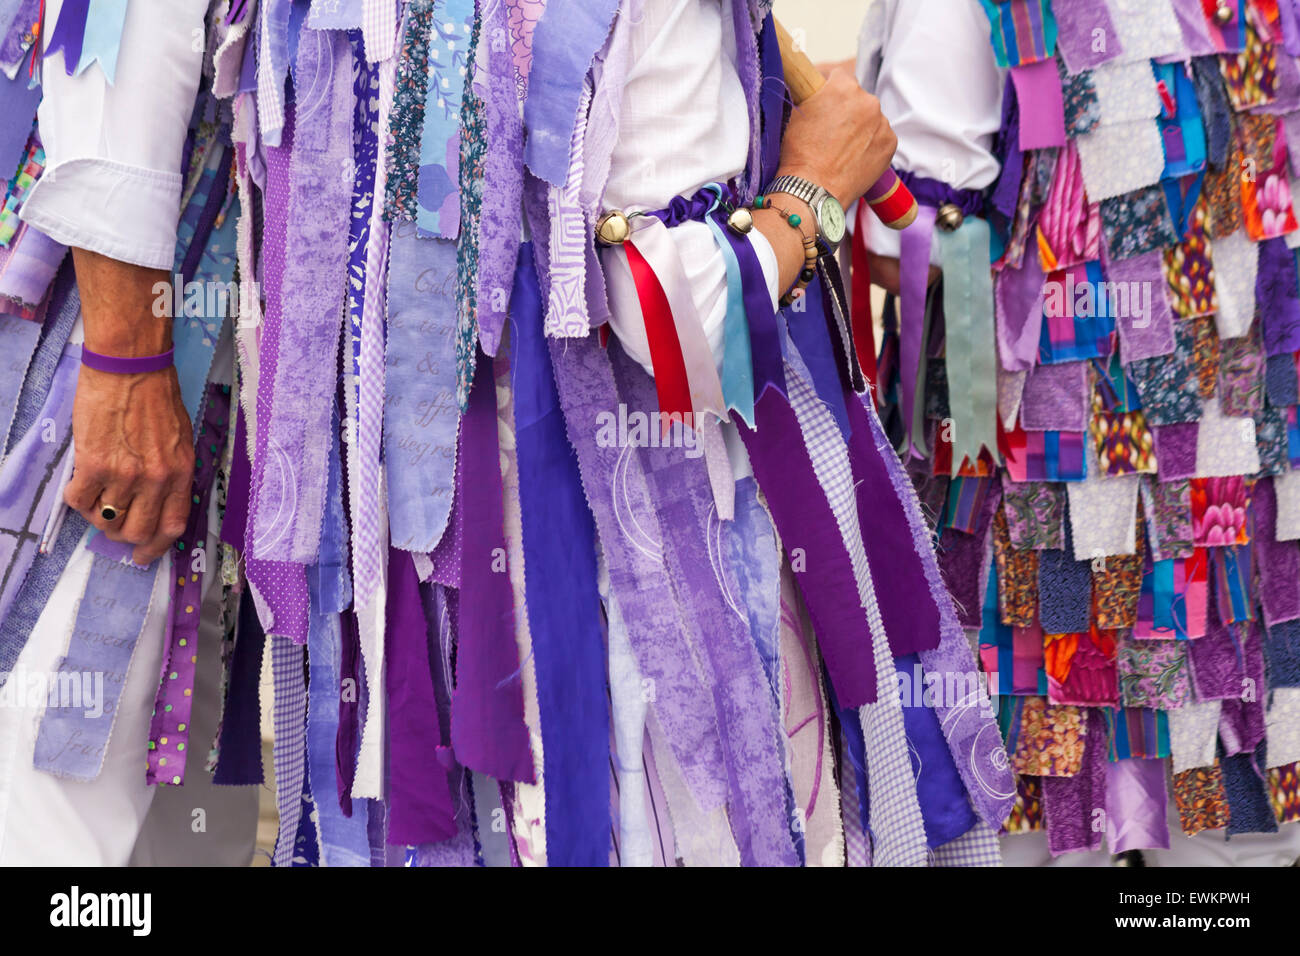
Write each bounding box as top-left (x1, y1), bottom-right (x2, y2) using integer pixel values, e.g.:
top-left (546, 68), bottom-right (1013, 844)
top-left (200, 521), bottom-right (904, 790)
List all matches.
top-left (19, 0), bottom-right (209, 270)
top-left (856, 0), bottom-right (1005, 264)
top-left (600, 0), bottom-right (780, 377)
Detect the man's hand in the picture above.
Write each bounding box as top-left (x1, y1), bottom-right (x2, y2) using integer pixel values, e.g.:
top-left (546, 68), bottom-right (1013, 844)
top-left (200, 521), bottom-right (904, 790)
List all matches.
top-left (63, 249), bottom-right (194, 566)
top-left (775, 67), bottom-right (898, 210)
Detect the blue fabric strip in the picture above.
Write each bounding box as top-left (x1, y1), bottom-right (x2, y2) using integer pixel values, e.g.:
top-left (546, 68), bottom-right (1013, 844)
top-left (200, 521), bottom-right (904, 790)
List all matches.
top-left (509, 243), bottom-right (611, 865)
top-left (703, 188), bottom-right (755, 426)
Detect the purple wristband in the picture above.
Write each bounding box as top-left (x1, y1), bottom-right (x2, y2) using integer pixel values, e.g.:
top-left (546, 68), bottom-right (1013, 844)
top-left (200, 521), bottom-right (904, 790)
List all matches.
top-left (81, 347), bottom-right (175, 375)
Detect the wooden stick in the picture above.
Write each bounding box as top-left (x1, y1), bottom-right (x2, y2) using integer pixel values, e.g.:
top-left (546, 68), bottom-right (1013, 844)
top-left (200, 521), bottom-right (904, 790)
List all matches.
top-left (774, 20), bottom-right (918, 230)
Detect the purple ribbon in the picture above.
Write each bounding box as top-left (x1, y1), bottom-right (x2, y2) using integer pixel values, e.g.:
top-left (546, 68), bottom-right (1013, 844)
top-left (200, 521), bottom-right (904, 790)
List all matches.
top-left (42, 0), bottom-right (88, 74)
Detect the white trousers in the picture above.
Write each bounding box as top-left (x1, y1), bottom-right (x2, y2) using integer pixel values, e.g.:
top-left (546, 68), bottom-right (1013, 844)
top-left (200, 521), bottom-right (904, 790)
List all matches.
top-left (0, 496), bottom-right (257, 866)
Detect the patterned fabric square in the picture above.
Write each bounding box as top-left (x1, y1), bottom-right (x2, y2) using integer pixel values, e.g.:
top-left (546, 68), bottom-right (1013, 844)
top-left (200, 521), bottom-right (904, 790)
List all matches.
top-left (1001, 479), bottom-right (1067, 549)
top-left (1190, 475), bottom-right (1251, 545)
top-left (1105, 706), bottom-right (1172, 759)
top-left (1003, 425), bottom-right (1088, 481)
top-left (1091, 380), bottom-right (1158, 475)
top-left (1093, 534), bottom-right (1145, 628)
top-left (994, 507), bottom-right (1039, 627)
top-left (1002, 773), bottom-right (1044, 833)
top-left (1265, 351), bottom-right (1300, 407)
top-left (1204, 136), bottom-right (1246, 238)
top-left (1134, 547), bottom-right (1209, 639)
top-left (1151, 421), bottom-right (1200, 478)
top-left (1256, 405), bottom-right (1291, 474)
top-left (1141, 476), bottom-right (1195, 561)
top-left (1009, 696), bottom-right (1089, 776)
top-left (1127, 320), bottom-right (1202, 425)
top-left (1163, 194), bottom-right (1218, 318)
top-left (1038, 262), bottom-right (1118, 363)
top-left (1269, 762), bottom-right (1300, 824)
top-left (1241, 121), bottom-right (1298, 241)
top-left (1106, 0), bottom-right (1183, 63)
top-left (1119, 637), bottom-right (1191, 708)
top-left (1045, 627), bottom-right (1119, 706)
top-left (1060, 60), bottom-right (1100, 136)
top-left (1173, 763), bottom-right (1230, 835)
top-left (1217, 325), bottom-right (1267, 417)
top-left (1099, 184), bottom-right (1180, 260)
top-left (1089, 58), bottom-right (1161, 123)
top-left (1192, 313), bottom-right (1221, 400)
top-left (979, 0), bottom-right (1060, 67)
top-left (1036, 141), bottom-right (1102, 271)
top-left (1218, 12), bottom-right (1278, 110)
top-left (1023, 361), bottom-right (1091, 430)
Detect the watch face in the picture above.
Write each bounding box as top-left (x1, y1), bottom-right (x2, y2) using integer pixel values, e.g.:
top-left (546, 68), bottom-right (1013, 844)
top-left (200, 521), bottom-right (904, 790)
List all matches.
top-left (819, 196), bottom-right (846, 245)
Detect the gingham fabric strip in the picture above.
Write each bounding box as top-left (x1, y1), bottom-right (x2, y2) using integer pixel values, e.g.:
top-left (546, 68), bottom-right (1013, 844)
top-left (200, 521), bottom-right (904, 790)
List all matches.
top-left (270, 633), bottom-right (307, 865)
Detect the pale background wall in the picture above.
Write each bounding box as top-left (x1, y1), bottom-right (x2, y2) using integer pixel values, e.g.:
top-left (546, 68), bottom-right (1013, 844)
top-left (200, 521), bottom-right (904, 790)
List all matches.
top-left (771, 0), bottom-right (872, 63)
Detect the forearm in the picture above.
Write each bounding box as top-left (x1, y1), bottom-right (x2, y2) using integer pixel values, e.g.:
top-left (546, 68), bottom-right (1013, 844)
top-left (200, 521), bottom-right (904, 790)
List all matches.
top-left (72, 248), bottom-right (171, 357)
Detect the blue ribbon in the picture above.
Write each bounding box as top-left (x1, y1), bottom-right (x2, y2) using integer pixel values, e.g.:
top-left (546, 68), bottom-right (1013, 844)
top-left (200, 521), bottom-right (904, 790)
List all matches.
top-left (702, 184), bottom-right (756, 426)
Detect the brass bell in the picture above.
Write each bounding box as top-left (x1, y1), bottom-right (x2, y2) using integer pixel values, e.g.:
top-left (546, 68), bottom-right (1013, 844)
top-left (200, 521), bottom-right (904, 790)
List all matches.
top-left (595, 210), bottom-right (632, 246)
top-left (936, 202), bottom-right (964, 232)
top-left (1214, 2), bottom-right (1233, 24)
top-left (726, 206), bottom-right (754, 235)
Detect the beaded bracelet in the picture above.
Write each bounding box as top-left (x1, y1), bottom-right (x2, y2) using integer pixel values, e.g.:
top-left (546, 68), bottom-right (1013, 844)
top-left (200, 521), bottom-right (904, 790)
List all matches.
top-left (754, 194), bottom-right (820, 307)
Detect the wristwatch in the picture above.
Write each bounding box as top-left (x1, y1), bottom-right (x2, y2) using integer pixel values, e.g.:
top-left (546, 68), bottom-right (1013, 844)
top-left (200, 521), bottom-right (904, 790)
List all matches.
top-left (763, 174), bottom-right (846, 251)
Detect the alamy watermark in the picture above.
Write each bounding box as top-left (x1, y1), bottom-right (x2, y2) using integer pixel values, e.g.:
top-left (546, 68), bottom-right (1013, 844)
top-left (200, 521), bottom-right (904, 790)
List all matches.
top-left (1041, 272), bottom-right (1153, 329)
top-left (151, 274), bottom-right (261, 325)
top-left (595, 404), bottom-right (704, 459)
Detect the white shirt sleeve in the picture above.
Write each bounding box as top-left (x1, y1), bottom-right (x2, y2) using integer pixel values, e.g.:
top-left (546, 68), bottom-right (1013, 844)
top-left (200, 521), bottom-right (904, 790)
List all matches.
top-left (19, 0), bottom-right (210, 270)
top-left (856, 0), bottom-right (1005, 264)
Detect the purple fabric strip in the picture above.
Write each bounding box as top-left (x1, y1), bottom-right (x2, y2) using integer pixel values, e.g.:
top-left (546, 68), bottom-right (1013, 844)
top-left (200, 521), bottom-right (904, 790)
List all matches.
top-left (270, 633), bottom-right (307, 866)
top-left (147, 383), bottom-right (231, 785)
top-left (0, 225), bottom-right (68, 309)
top-left (245, 95), bottom-right (310, 641)
top-left (842, 383), bottom-right (943, 658)
top-left (213, 593), bottom-right (265, 786)
top-left (611, 342), bottom-right (798, 866)
top-left (1280, 0), bottom-right (1300, 57)
top-left (32, 552), bottom-right (157, 780)
top-left (251, 28), bottom-right (353, 566)
top-left (0, 0), bottom-right (39, 73)
top-left (547, 330), bottom-right (729, 811)
top-left (738, 388), bottom-right (878, 706)
top-left (521, 0), bottom-right (620, 186)
top-left (384, 547), bottom-right (457, 843)
top-left (475, 0), bottom-right (522, 357)
top-left (448, 359), bottom-right (534, 782)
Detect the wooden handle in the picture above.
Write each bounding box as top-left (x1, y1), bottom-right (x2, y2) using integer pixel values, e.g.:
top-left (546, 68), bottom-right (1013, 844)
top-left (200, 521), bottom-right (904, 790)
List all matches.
top-left (773, 19), bottom-right (918, 230)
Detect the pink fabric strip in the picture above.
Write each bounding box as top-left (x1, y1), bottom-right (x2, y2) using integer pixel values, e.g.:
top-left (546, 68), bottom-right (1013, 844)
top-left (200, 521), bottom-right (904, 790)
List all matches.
top-left (1011, 59), bottom-right (1066, 151)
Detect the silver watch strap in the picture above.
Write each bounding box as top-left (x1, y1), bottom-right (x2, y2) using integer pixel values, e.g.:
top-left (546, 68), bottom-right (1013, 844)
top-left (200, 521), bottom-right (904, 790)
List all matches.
top-left (765, 175), bottom-right (827, 214)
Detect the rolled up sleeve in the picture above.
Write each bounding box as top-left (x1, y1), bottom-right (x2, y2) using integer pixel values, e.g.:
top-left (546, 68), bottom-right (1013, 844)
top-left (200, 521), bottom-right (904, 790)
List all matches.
top-left (19, 0), bottom-right (211, 269)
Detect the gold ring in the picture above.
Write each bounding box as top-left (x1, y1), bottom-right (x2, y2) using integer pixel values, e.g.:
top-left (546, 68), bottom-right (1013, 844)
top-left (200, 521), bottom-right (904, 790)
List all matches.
top-left (99, 503), bottom-right (125, 522)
